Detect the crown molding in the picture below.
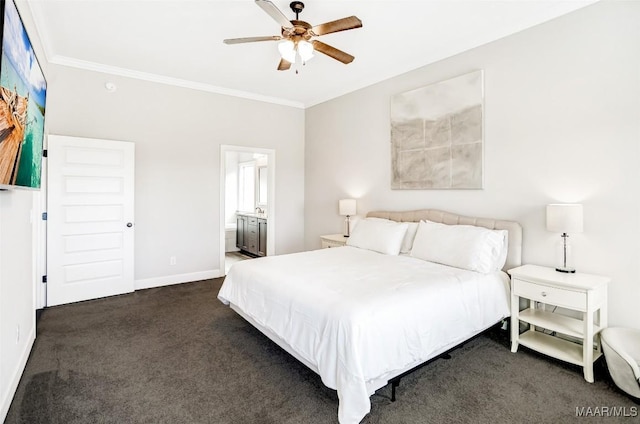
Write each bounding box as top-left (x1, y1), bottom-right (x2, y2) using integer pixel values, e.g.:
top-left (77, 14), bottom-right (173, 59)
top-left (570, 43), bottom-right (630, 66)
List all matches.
top-left (24, 0), bottom-right (304, 108)
top-left (48, 55), bottom-right (305, 109)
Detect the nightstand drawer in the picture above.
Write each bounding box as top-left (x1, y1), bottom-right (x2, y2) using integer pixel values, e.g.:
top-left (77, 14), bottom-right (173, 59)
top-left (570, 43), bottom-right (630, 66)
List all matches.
top-left (320, 234), bottom-right (347, 248)
top-left (321, 240), bottom-right (344, 248)
top-left (513, 278), bottom-right (586, 309)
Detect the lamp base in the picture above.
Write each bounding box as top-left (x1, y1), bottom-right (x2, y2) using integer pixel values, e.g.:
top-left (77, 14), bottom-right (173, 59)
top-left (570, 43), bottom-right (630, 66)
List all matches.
top-left (343, 215), bottom-right (351, 238)
top-left (555, 267), bottom-right (576, 273)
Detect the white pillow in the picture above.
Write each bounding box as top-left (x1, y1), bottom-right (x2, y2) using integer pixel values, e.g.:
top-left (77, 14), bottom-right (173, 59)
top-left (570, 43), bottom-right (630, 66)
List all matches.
top-left (346, 218), bottom-right (408, 255)
top-left (400, 222), bottom-right (419, 254)
top-left (410, 220), bottom-right (508, 273)
top-left (363, 218), bottom-right (418, 254)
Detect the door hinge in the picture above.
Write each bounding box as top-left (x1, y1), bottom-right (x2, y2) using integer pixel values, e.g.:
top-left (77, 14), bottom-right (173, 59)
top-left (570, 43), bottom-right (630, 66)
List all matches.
top-left (42, 275), bottom-right (47, 284)
top-left (42, 212), bottom-right (47, 220)
top-left (42, 149), bottom-right (48, 158)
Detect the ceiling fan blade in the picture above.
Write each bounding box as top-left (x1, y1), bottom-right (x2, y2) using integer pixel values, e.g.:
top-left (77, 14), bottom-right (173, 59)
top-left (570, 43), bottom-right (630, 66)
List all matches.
top-left (255, 0), bottom-right (293, 30)
top-left (223, 36), bottom-right (282, 44)
top-left (311, 40), bottom-right (355, 64)
top-left (311, 16), bottom-right (362, 36)
top-left (277, 58), bottom-right (292, 71)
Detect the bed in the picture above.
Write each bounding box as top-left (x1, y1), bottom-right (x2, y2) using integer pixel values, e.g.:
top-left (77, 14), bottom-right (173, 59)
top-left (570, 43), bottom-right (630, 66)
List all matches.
top-left (218, 209), bottom-right (522, 423)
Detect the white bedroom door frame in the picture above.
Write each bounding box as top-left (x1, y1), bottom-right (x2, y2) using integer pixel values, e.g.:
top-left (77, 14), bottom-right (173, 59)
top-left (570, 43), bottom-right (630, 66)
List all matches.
top-left (220, 145), bottom-right (276, 275)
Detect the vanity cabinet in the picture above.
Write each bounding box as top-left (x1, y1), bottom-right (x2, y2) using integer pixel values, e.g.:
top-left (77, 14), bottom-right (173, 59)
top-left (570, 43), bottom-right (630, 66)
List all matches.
top-left (236, 213), bottom-right (267, 257)
top-left (257, 219), bottom-right (267, 257)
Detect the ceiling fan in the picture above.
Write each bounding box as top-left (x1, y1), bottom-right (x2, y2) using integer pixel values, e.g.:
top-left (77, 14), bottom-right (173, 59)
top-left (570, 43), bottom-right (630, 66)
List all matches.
top-left (223, 0), bottom-right (362, 71)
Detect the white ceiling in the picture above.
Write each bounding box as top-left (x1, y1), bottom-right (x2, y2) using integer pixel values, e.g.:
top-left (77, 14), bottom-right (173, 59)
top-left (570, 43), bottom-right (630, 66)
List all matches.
top-left (26, 0), bottom-right (598, 108)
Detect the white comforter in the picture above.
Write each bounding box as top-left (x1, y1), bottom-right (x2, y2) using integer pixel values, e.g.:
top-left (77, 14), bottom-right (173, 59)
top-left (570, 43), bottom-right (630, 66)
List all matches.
top-left (218, 246), bottom-right (510, 423)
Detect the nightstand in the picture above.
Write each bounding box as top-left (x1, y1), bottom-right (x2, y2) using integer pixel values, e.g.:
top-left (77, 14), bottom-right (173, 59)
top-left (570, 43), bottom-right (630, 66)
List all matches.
top-left (320, 234), bottom-right (348, 248)
top-left (508, 264), bottom-right (609, 383)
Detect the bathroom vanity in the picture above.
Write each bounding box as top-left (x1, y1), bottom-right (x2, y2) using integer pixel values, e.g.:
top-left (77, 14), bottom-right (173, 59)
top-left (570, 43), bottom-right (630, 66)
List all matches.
top-left (236, 213), bottom-right (267, 257)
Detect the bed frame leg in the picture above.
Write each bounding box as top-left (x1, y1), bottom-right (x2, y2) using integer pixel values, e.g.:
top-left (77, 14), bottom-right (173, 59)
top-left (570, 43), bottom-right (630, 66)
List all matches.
top-left (387, 347), bottom-right (457, 402)
top-left (391, 379), bottom-right (400, 402)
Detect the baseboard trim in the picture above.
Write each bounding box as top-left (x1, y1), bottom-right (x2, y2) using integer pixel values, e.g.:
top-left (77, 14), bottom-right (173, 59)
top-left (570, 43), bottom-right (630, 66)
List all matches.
top-left (1, 326), bottom-right (35, 422)
top-left (134, 269), bottom-right (223, 291)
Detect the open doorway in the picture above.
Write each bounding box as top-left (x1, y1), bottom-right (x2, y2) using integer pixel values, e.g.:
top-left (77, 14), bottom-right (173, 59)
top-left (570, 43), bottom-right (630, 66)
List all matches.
top-left (220, 145), bottom-right (275, 276)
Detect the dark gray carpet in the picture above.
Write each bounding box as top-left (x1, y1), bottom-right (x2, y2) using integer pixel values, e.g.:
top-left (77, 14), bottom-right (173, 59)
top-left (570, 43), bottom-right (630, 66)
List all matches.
top-left (4, 278), bottom-right (637, 424)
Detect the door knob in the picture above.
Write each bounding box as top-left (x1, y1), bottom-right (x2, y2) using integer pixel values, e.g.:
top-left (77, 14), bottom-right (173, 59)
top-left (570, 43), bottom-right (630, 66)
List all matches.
top-left (126, 222), bottom-right (133, 228)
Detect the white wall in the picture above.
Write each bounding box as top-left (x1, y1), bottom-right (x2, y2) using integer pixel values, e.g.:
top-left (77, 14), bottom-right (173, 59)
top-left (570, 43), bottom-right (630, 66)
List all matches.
top-left (0, 4), bottom-right (43, 418)
top-left (45, 64), bottom-right (305, 286)
top-left (0, 191), bottom-right (36, 420)
top-left (305, 1), bottom-right (640, 328)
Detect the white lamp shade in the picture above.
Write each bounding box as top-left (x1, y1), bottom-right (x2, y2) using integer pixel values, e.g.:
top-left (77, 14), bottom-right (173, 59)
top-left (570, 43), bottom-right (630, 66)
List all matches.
top-left (546, 204), bottom-right (583, 233)
top-left (298, 40), bottom-right (314, 61)
top-left (278, 40), bottom-right (296, 63)
top-left (339, 199), bottom-right (357, 216)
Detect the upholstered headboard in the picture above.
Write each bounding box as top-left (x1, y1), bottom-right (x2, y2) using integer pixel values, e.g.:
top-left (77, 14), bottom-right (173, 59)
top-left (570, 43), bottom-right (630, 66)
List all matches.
top-left (366, 209), bottom-right (522, 272)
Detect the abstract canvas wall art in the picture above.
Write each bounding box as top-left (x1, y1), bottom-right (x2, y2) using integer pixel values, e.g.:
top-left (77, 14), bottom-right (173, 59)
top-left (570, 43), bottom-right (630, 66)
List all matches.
top-left (391, 70), bottom-right (483, 189)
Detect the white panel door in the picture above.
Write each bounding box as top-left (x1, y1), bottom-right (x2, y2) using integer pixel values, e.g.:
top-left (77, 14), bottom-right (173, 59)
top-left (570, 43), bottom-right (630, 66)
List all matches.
top-left (47, 135), bottom-right (134, 306)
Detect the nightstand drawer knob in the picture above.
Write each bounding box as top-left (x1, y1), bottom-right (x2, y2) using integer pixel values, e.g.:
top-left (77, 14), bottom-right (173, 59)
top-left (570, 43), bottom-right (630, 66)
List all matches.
top-left (541, 291), bottom-right (547, 297)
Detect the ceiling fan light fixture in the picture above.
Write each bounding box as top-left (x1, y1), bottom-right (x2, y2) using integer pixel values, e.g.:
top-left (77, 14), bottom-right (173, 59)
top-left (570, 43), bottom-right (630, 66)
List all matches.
top-left (224, 0), bottom-right (361, 71)
top-left (298, 40), bottom-right (314, 62)
top-left (278, 40), bottom-right (296, 63)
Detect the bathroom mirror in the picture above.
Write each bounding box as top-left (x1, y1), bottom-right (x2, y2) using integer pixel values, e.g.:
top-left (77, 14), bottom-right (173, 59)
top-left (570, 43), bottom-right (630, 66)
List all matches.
top-left (257, 166), bottom-right (268, 206)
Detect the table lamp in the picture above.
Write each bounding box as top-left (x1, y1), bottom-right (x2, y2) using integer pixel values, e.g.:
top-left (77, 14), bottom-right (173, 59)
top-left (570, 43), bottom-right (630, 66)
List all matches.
top-left (546, 204), bottom-right (583, 273)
